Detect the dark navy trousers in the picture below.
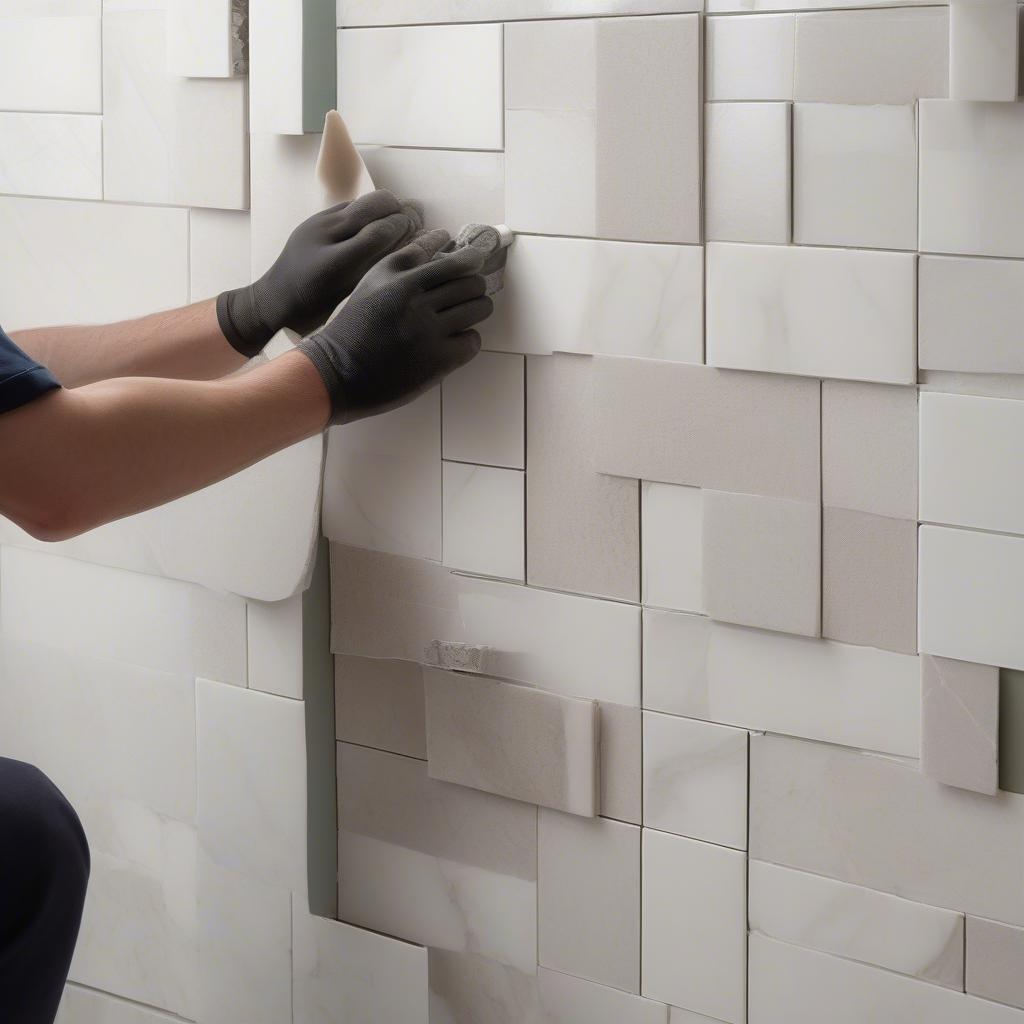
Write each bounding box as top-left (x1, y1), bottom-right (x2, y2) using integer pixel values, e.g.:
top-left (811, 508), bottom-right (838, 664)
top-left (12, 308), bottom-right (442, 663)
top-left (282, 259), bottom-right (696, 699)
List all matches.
top-left (0, 758), bottom-right (90, 1024)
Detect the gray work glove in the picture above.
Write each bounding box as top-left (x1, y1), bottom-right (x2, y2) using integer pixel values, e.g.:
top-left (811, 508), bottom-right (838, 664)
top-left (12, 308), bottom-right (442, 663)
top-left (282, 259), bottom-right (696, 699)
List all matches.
top-left (297, 228), bottom-right (493, 425)
top-left (217, 189), bottom-right (423, 357)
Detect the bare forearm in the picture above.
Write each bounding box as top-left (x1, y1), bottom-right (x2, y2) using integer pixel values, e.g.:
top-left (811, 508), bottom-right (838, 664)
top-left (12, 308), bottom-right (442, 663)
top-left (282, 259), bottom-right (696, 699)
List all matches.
top-left (11, 299), bottom-right (247, 388)
top-left (0, 350), bottom-right (329, 540)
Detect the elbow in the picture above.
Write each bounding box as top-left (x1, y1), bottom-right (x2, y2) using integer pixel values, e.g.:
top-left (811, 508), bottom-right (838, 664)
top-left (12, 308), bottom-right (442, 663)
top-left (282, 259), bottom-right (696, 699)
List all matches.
top-left (10, 497), bottom-right (90, 544)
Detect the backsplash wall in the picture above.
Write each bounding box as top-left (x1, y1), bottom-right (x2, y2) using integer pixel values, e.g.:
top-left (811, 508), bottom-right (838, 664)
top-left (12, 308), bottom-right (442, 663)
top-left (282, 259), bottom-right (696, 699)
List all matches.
top-left (4, 0), bottom-right (1024, 1021)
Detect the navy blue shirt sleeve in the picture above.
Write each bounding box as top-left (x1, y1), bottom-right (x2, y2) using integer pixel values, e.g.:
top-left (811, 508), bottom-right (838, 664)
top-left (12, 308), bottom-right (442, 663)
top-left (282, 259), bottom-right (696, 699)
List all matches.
top-left (0, 325), bottom-right (60, 415)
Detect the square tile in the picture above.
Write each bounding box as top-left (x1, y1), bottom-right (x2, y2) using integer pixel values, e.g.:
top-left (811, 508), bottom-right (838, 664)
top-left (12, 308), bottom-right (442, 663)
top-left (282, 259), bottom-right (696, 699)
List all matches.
top-left (793, 103), bottom-right (917, 250)
top-left (705, 102), bottom-right (791, 244)
top-left (538, 810), bottom-right (641, 992)
top-left (442, 461), bottom-right (525, 582)
top-left (0, 113), bottom-right (101, 199)
top-left (705, 14), bottom-right (795, 101)
top-left (966, 916), bottom-right (1024, 1010)
top-left (642, 482), bottom-right (703, 613)
top-left (643, 711), bottom-right (748, 849)
top-left (702, 490), bottom-right (821, 638)
top-left (950, 0), bottom-right (1018, 102)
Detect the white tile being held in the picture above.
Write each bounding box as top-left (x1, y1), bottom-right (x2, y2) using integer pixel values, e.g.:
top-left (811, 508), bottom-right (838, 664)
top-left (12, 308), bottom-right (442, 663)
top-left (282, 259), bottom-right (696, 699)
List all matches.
top-left (442, 461), bottom-right (526, 582)
top-left (642, 482), bottom-right (703, 613)
top-left (919, 524), bottom-right (1024, 671)
top-left (487, 235), bottom-right (703, 363)
top-left (338, 24), bottom-right (503, 148)
top-left (793, 103), bottom-right (917, 251)
top-left (643, 712), bottom-right (748, 850)
top-left (706, 242), bottom-right (917, 384)
top-left (705, 102), bottom-right (791, 244)
top-left (750, 732), bottom-right (1024, 924)
top-left (966, 916), bottom-right (1024, 1010)
top-left (538, 810), bottom-right (641, 993)
top-left (0, 13), bottom-right (101, 113)
top-left (424, 668), bottom-right (599, 816)
top-left (642, 829), bottom-right (746, 1023)
top-left (442, 352), bottom-right (524, 469)
top-left (749, 860), bottom-right (965, 989)
top-left (0, 113), bottom-right (101, 200)
top-left (189, 209), bottom-right (250, 302)
top-left (950, 0), bottom-right (1019, 102)
top-left (705, 14), bottom-right (794, 101)
top-left (643, 611), bottom-right (920, 757)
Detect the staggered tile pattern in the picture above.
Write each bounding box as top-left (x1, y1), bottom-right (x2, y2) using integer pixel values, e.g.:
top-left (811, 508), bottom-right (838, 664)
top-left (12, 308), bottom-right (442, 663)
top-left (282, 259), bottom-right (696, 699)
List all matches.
top-left (3, 0), bottom-right (1024, 1021)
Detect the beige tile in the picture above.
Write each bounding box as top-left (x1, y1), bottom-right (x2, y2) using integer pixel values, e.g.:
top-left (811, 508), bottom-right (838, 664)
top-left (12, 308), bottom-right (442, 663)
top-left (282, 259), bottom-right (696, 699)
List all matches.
top-left (335, 655), bottom-right (427, 760)
top-left (600, 702), bottom-right (643, 825)
top-left (966, 916), bottom-right (1024, 1009)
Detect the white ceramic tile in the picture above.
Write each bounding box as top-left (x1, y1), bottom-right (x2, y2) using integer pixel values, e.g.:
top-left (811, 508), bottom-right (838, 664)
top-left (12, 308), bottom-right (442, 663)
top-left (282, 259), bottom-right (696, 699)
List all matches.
top-left (0, 14), bottom-right (101, 113)
top-left (642, 829), bottom-right (746, 1024)
top-left (920, 256), bottom-right (1024, 373)
top-left (921, 655), bottom-right (1000, 795)
top-left (920, 392), bottom-right (1024, 537)
top-left (593, 357), bottom-right (822, 504)
top-left (538, 968), bottom-right (668, 1024)
top-left (920, 99), bottom-right (1024, 258)
top-left (425, 668), bottom-right (599, 816)
top-left (487, 235), bottom-right (704, 363)
top-left (538, 810), bottom-right (641, 992)
top-left (643, 612), bottom-right (921, 758)
top-left (705, 102), bottom-right (791, 244)
top-left (339, 0), bottom-right (701, 24)
top-left (950, 0), bottom-right (1018, 102)
top-left (338, 24), bottom-right (502, 148)
top-left (338, 742), bottom-right (537, 971)
top-left (706, 242), bottom-right (917, 384)
top-left (643, 712), bottom-right (748, 850)
top-left (793, 103), bottom-right (917, 251)
top-left (442, 351), bottom-right (524, 469)
top-left (247, 594), bottom-right (303, 699)
top-left (1, 546), bottom-right (247, 686)
top-left (57, 985), bottom-right (183, 1024)
top-left (189, 209), bottom-right (251, 302)
top-left (442, 461), bottom-right (525, 582)
top-left (749, 860), bottom-right (965, 989)
top-left (709, 0), bottom-right (938, 10)
top-left (705, 14), bottom-right (794, 100)
top-left (250, 0), bottom-right (335, 134)
top-left (794, 8), bottom-right (949, 104)
top-left (920, 525), bottom-right (1024, 672)
top-left (967, 916), bottom-right (1024, 1010)
top-left (642, 482), bottom-right (703, 613)
top-left (331, 543), bottom-right (642, 706)
top-left (335, 655), bottom-right (427, 758)
top-left (197, 855), bottom-right (292, 1024)
top-left (750, 933), bottom-right (1024, 1024)
top-left (427, 950), bottom-right (542, 1022)
top-left (0, 112), bottom-right (101, 200)
top-left (0, 196), bottom-right (188, 331)
top-left (196, 678), bottom-right (307, 891)
top-left (167, 0), bottom-right (236, 77)
top-left (323, 390), bottom-right (442, 561)
top-left (668, 1009), bottom-right (724, 1024)
top-left (750, 733), bottom-right (1024, 924)
top-left (103, 10), bottom-right (248, 209)
top-left (293, 893), bottom-right (429, 1024)
top-left (599, 702), bottom-right (643, 825)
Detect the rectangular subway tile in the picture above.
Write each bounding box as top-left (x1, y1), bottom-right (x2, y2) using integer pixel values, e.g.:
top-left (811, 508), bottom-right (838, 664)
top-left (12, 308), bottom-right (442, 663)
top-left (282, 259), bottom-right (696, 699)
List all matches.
top-left (966, 916), bottom-right (1024, 1010)
top-left (705, 14), bottom-right (795, 101)
top-left (538, 810), bottom-right (641, 993)
top-left (950, 0), bottom-right (1019, 102)
top-left (702, 490), bottom-right (821, 638)
top-left (338, 24), bottom-right (503, 148)
top-left (749, 861), bottom-right (964, 989)
top-left (641, 482), bottom-right (703, 614)
top-left (335, 655), bottom-right (427, 760)
top-left (921, 655), bottom-right (999, 796)
top-left (706, 242), bottom-right (917, 384)
top-left (0, 113), bottom-right (101, 200)
top-left (330, 543), bottom-right (642, 706)
top-left (750, 733), bottom-right (1024, 924)
top-left (424, 668), bottom-right (599, 817)
top-left (642, 712), bottom-right (748, 850)
top-left (593, 357), bottom-right (821, 503)
top-left (643, 611), bottom-right (920, 757)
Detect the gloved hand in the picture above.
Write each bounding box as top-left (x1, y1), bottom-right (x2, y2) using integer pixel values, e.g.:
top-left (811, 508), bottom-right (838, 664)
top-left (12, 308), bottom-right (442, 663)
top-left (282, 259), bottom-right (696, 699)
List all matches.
top-left (217, 189), bottom-right (423, 357)
top-left (297, 228), bottom-right (493, 425)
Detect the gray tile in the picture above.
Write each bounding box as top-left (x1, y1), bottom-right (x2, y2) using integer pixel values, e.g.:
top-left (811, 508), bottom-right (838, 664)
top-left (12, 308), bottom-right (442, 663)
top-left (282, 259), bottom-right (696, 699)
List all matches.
top-left (702, 490), bottom-right (821, 638)
top-left (599, 702), bottom-right (642, 825)
top-left (538, 810), bottom-right (641, 993)
top-left (822, 380), bottom-right (918, 520)
top-left (1000, 669), bottom-right (1024, 795)
top-left (527, 353), bottom-right (640, 602)
top-left (423, 669), bottom-right (599, 817)
top-left (335, 655), bottom-right (426, 760)
top-left (822, 508), bottom-right (918, 654)
top-left (966, 916), bottom-right (1024, 1009)
top-left (921, 656), bottom-right (999, 796)
top-left (593, 358), bottom-right (821, 503)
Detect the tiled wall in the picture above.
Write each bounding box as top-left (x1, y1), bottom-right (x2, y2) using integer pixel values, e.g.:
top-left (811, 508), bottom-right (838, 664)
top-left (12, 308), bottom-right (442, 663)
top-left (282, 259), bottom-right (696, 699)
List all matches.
top-left (5, 0), bottom-right (1024, 1022)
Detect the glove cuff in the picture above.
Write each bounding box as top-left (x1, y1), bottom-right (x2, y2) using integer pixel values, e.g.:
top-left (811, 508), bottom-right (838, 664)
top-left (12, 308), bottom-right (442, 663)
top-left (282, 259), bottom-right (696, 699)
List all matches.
top-left (216, 287), bottom-right (273, 358)
top-left (297, 333), bottom-right (351, 425)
